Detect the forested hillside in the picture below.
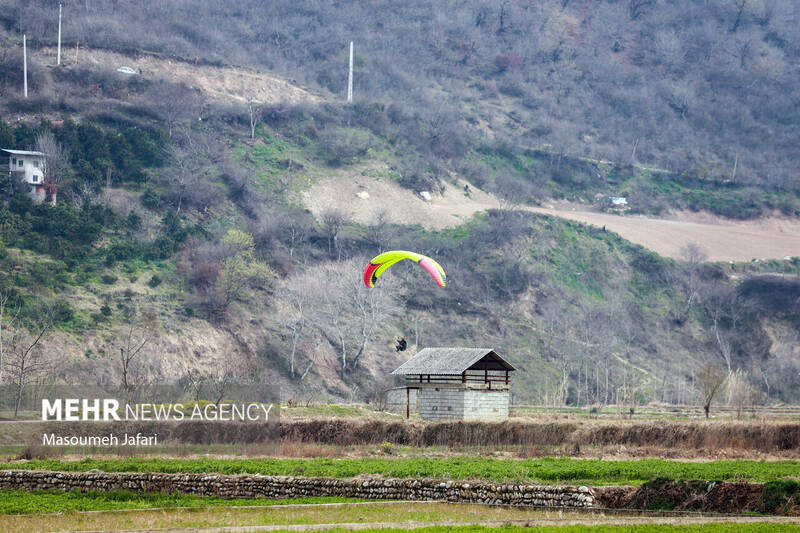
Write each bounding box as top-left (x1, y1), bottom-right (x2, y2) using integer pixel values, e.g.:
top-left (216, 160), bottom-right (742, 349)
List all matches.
top-left (0, 1), bottom-right (798, 408)
top-left (6, 1), bottom-right (800, 197)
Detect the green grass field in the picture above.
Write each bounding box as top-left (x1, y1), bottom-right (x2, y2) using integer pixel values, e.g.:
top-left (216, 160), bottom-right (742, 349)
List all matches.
top-left (5, 457), bottom-right (799, 486)
top-left (0, 489), bottom-right (366, 515)
top-left (318, 526), bottom-right (800, 533)
top-left (1, 498), bottom-right (797, 533)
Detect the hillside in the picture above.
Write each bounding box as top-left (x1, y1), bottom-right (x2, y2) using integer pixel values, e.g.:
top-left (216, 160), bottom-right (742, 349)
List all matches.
top-left (302, 172), bottom-right (800, 262)
top-left (6, 0), bottom-right (800, 198)
top-left (0, 4), bottom-right (799, 409)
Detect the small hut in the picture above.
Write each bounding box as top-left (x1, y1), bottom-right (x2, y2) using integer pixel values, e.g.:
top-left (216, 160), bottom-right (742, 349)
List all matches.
top-left (391, 347), bottom-right (515, 422)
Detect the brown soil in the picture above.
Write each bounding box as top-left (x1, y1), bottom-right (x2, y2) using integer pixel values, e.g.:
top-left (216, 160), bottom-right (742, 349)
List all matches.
top-left (530, 202), bottom-right (800, 263)
top-left (300, 166), bottom-right (503, 229)
top-left (34, 46), bottom-right (321, 105)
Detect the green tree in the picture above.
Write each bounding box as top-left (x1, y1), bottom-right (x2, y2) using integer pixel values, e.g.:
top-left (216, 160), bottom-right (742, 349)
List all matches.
top-left (0, 172), bottom-right (11, 199)
top-left (13, 124), bottom-right (36, 149)
top-left (214, 230), bottom-right (274, 318)
top-left (0, 119), bottom-right (13, 148)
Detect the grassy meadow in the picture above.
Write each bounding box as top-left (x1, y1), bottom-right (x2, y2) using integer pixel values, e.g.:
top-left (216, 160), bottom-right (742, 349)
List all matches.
top-left (4, 456), bottom-right (799, 486)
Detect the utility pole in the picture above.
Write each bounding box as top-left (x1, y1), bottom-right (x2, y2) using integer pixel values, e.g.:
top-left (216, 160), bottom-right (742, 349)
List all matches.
top-left (347, 41), bottom-right (353, 103)
top-left (23, 34), bottom-right (28, 98)
top-left (57, 3), bottom-right (62, 66)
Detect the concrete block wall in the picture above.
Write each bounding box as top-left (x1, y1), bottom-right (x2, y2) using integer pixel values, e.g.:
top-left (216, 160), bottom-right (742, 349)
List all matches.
top-left (418, 387), bottom-right (509, 422)
top-left (386, 387), bottom-right (417, 414)
top-left (462, 390), bottom-right (509, 421)
top-left (418, 387), bottom-right (465, 421)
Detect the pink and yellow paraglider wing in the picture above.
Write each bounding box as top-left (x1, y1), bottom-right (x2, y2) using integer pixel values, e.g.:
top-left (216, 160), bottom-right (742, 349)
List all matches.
top-left (418, 257), bottom-right (446, 287)
top-left (362, 250), bottom-right (446, 288)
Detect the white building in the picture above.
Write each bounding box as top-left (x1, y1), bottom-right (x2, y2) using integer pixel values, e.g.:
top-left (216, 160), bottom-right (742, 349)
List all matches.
top-left (2, 149), bottom-right (53, 204)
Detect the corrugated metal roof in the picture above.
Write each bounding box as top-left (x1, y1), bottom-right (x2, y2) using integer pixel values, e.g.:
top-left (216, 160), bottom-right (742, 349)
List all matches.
top-left (2, 149), bottom-right (45, 156)
top-left (391, 347), bottom-right (515, 375)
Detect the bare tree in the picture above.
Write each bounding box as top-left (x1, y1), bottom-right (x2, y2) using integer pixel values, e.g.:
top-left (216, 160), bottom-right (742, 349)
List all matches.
top-left (729, 0), bottom-right (747, 33)
top-left (321, 209), bottom-right (347, 259)
top-left (208, 355), bottom-right (236, 406)
top-left (116, 309), bottom-right (158, 404)
top-left (5, 304), bottom-right (53, 418)
top-left (677, 242), bottom-right (708, 322)
top-left (295, 260), bottom-right (402, 378)
top-left (621, 369), bottom-right (641, 419)
top-left (628, 0), bottom-right (655, 21)
top-left (34, 132), bottom-right (70, 186)
top-left (680, 242), bottom-right (708, 265)
top-left (144, 81), bottom-right (201, 139)
top-left (725, 368), bottom-right (754, 419)
top-left (163, 141), bottom-right (215, 213)
top-left (248, 101), bottom-right (261, 139)
top-left (181, 365), bottom-right (205, 403)
top-left (704, 279), bottom-right (752, 373)
top-left (342, 261), bottom-right (400, 373)
top-left (276, 277), bottom-right (317, 379)
top-left (35, 132), bottom-right (71, 203)
top-left (300, 335), bottom-right (323, 381)
top-left (319, 274), bottom-right (353, 379)
top-left (0, 289), bottom-right (17, 385)
top-left (68, 181), bottom-right (95, 210)
top-left (697, 362), bottom-right (727, 419)
top-left (366, 210), bottom-right (390, 252)
top-left (283, 215), bottom-right (311, 258)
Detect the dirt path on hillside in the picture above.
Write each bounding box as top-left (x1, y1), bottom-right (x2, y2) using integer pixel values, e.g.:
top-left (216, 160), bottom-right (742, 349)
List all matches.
top-left (301, 167), bottom-right (504, 229)
top-left (35, 47), bottom-right (320, 105)
top-left (303, 172), bottom-right (800, 262)
top-left (527, 204), bottom-right (800, 262)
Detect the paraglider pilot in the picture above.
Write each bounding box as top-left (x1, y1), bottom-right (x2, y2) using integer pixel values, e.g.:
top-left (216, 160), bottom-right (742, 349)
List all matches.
top-left (395, 337), bottom-right (407, 352)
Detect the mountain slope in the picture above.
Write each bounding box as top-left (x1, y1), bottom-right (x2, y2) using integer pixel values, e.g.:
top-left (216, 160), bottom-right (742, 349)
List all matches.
top-left (0, 14), bottom-right (798, 407)
top-left (302, 171), bottom-right (800, 262)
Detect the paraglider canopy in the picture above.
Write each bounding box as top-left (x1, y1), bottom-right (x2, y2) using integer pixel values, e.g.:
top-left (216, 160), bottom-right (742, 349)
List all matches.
top-left (363, 250), bottom-right (446, 288)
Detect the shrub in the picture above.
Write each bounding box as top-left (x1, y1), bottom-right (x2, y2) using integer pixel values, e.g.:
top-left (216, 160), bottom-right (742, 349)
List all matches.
top-left (379, 441), bottom-right (395, 455)
top-left (126, 212), bottom-right (142, 230)
top-left (100, 304), bottom-right (112, 317)
top-left (395, 158), bottom-right (439, 192)
top-left (317, 127), bottom-right (371, 166)
top-left (494, 51), bottom-right (523, 71)
top-left (141, 188), bottom-right (160, 209)
top-left (761, 480), bottom-right (800, 513)
top-left (50, 299), bottom-right (75, 324)
top-left (147, 274), bottom-right (162, 288)
top-left (101, 274), bottom-right (118, 285)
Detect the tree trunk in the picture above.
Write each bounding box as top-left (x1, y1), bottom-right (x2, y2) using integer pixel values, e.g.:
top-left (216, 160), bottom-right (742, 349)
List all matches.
top-left (14, 385), bottom-right (23, 418)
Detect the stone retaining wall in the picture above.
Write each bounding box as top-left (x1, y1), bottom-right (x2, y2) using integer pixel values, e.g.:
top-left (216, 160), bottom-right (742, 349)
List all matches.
top-left (0, 470), bottom-right (594, 508)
